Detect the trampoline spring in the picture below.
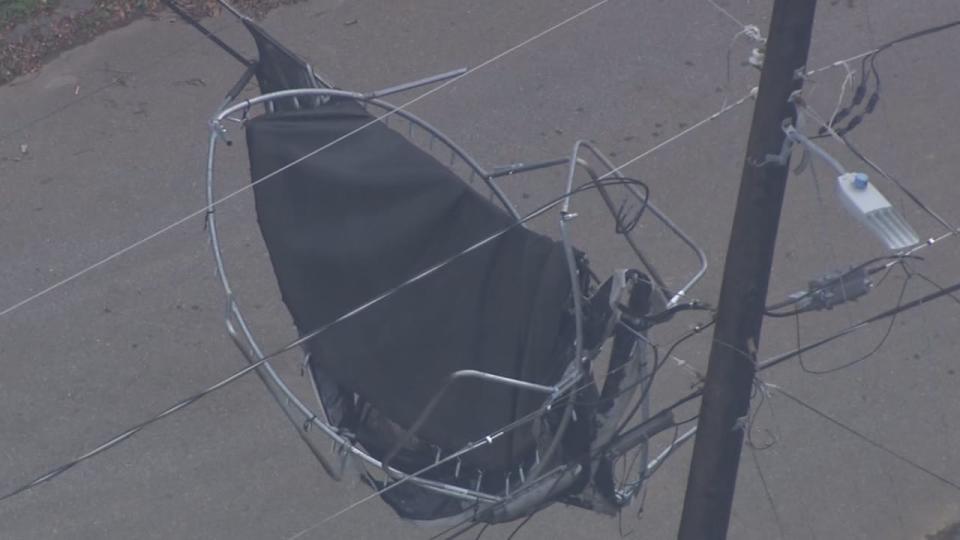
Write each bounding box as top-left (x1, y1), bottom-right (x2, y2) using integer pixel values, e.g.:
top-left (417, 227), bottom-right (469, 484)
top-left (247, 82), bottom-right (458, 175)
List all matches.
top-left (534, 449), bottom-right (541, 465)
top-left (475, 470), bottom-right (484, 491)
top-left (302, 415), bottom-right (316, 432)
top-left (337, 449), bottom-right (351, 475)
top-left (518, 466), bottom-right (525, 483)
top-left (454, 459), bottom-right (462, 478)
top-left (434, 446), bottom-right (442, 464)
top-left (407, 118), bottom-right (415, 138)
top-left (300, 353), bottom-right (311, 377)
top-left (505, 472), bottom-right (511, 496)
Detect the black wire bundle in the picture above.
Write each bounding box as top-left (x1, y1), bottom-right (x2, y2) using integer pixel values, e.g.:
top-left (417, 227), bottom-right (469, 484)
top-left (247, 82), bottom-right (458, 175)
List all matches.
top-left (815, 19), bottom-right (960, 139)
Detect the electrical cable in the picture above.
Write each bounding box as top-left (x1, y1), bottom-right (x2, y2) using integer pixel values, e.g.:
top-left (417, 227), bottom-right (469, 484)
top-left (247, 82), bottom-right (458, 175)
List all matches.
top-left (813, 19), bottom-right (960, 139)
top-left (763, 255), bottom-right (919, 317)
top-left (5, 14), bottom-right (959, 534)
top-left (613, 319), bottom-right (714, 436)
top-left (775, 387), bottom-right (960, 493)
top-left (0, 0), bottom-right (617, 322)
top-left (0, 178), bottom-right (647, 505)
top-left (795, 264), bottom-right (911, 375)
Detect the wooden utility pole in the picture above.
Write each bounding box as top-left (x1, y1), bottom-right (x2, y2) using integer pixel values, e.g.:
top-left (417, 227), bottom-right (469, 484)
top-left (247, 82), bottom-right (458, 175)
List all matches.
top-left (677, 2), bottom-right (817, 538)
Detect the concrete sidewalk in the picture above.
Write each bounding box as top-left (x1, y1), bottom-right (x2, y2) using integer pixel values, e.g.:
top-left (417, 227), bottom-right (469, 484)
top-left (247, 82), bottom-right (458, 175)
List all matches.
top-left (1, 1), bottom-right (959, 538)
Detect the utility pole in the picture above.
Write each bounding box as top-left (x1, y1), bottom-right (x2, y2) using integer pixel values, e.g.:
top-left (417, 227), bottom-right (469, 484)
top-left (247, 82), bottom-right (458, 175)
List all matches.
top-left (677, 2), bottom-right (817, 539)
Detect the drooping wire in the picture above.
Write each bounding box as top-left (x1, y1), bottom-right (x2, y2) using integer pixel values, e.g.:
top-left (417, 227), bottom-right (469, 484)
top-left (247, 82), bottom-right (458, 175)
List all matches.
top-left (814, 19), bottom-right (960, 139)
top-left (0, 0), bottom-right (618, 323)
top-left (7, 36), bottom-right (956, 534)
top-left (763, 255), bottom-right (920, 318)
top-left (757, 276), bottom-right (960, 374)
top-left (506, 512), bottom-right (538, 540)
top-left (775, 387), bottom-right (960, 493)
top-left (0, 43), bottom-right (896, 326)
top-left (426, 512), bottom-right (485, 540)
top-left (379, 271), bottom-right (960, 536)
top-left (747, 443), bottom-right (785, 539)
top-left (794, 262), bottom-right (911, 375)
top-left (614, 319), bottom-right (715, 436)
top-left (798, 88), bottom-right (957, 235)
top-left (839, 135), bottom-right (957, 234)
top-left (908, 270), bottom-right (960, 308)
top-left (631, 415), bottom-right (699, 484)
top-left (0, 178), bottom-right (647, 505)
top-left (745, 379), bottom-right (776, 451)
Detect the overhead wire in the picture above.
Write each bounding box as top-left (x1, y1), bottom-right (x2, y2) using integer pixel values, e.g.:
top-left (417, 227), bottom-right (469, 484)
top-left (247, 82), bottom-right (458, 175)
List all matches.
top-left (305, 267), bottom-right (960, 537)
top-left (801, 101), bottom-right (957, 234)
top-left (0, 177), bottom-right (647, 505)
top-left (287, 311), bottom-right (718, 537)
top-left (704, 0), bottom-right (752, 31)
top-left (793, 262), bottom-right (911, 375)
top-left (745, 379), bottom-right (776, 451)
top-left (0, 29), bottom-right (759, 515)
top-left (774, 386), bottom-right (960, 493)
top-left (2, 28), bottom-right (920, 325)
top-left (290, 329), bottom-right (710, 538)
top-left (813, 18), bottom-right (960, 140)
top-left (3, 10), bottom-right (959, 536)
top-left (757, 276), bottom-right (960, 375)
top-left (747, 442), bottom-right (785, 539)
top-left (763, 255), bottom-right (920, 318)
top-left (421, 401), bottom-right (702, 540)
top-left (0, 41), bottom-right (759, 510)
top-left (0, 0), bottom-right (616, 321)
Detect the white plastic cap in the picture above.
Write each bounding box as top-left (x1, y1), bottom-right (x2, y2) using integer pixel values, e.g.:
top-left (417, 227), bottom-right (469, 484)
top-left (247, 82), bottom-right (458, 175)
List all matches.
top-left (836, 172), bottom-right (920, 251)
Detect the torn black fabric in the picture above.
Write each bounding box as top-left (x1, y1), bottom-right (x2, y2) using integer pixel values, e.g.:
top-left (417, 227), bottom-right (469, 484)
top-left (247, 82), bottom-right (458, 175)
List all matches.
top-left (242, 19), bottom-right (325, 110)
top-left (246, 100), bottom-right (574, 470)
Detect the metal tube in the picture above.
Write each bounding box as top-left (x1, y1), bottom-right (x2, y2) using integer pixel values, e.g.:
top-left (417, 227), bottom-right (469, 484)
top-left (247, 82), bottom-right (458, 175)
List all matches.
top-left (206, 110), bottom-right (499, 504)
top-left (216, 88), bottom-right (521, 219)
top-left (380, 370), bottom-right (557, 471)
top-left (364, 68), bottom-right (468, 99)
top-left (564, 141), bottom-right (710, 307)
top-left (784, 124), bottom-right (847, 175)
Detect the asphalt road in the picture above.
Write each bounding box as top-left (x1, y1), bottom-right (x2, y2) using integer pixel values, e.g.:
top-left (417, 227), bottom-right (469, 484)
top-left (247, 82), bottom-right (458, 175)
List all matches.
top-left (2, 1), bottom-right (960, 538)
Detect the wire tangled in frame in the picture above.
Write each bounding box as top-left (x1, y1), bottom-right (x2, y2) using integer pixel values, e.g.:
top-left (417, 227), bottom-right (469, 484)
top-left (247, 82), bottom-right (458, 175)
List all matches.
top-left (1, 5), bottom-right (959, 538)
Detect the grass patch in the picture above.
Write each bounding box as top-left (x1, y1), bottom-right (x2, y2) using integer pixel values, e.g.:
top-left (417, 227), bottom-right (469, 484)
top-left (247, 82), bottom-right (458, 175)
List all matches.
top-left (0, 0), bottom-right (56, 28)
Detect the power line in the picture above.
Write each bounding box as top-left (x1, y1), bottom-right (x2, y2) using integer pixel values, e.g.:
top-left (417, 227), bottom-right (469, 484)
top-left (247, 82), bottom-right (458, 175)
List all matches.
top-left (291, 267), bottom-right (960, 538)
top-left (775, 387), bottom-right (960, 493)
top-left (794, 263), bottom-right (911, 375)
top-left (2, 6), bottom-right (957, 535)
top-left (0, 24), bottom-right (762, 504)
top-left (0, 41), bottom-right (882, 324)
top-left (679, 3), bottom-right (818, 537)
top-left (0, 0), bottom-right (613, 321)
top-left (798, 102), bottom-right (958, 234)
top-left (0, 177), bottom-right (660, 506)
